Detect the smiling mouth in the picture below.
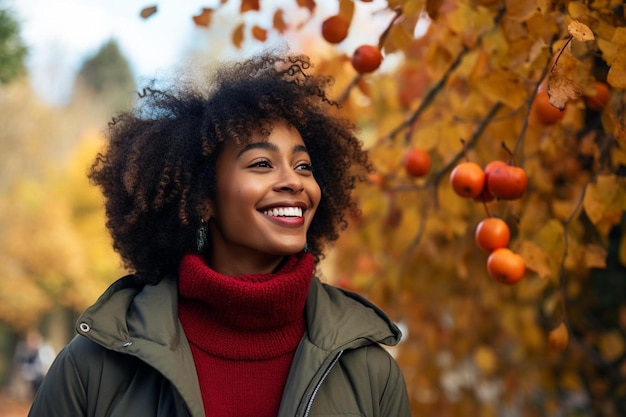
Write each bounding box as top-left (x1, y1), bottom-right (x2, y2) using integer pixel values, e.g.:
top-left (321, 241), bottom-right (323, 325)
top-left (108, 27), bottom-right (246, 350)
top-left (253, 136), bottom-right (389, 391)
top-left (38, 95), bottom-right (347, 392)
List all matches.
top-left (261, 207), bottom-right (303, 217)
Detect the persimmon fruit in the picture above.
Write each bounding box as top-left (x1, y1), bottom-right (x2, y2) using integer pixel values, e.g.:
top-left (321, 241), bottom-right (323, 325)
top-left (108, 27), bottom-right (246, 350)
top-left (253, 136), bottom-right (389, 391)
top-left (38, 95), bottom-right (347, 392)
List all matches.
top-left (486, 164), bottom-right (528, 200)
top-left (351, 45), bottom-right (383, 74)
top-left (475, 218), bottom-right (510, 252)
top-left (321, 15), bottom-right (349, 44)
top-left (450, 162), bottom-right (485, 199)
top-left (475, 160), bottom-right (507, 202)
top-left (403, 148), bottom-right (431, 177)
top-left (486, 248), bottom-right (525, 284)
top-left (531, 90), bottom-right (565, 125)
top-left (584, 81), bottom-right (610, 111)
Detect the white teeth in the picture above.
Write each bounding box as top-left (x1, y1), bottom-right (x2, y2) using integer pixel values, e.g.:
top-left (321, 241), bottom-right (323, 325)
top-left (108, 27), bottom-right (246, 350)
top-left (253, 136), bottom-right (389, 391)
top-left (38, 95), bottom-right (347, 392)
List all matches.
top-left (263, 207), bottom-right (303, 217)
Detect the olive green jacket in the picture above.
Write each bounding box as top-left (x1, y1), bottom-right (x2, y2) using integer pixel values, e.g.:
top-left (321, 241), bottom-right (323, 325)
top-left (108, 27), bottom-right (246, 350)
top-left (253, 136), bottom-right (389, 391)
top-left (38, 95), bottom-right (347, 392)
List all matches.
top-left (28, 274), bottom-right (411, 417)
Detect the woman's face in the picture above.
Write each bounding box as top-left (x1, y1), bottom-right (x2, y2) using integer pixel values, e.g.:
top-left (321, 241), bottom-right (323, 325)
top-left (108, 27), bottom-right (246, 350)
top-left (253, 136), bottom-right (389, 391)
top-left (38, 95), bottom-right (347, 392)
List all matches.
top-left (206, 120), bottom-right (321, 275)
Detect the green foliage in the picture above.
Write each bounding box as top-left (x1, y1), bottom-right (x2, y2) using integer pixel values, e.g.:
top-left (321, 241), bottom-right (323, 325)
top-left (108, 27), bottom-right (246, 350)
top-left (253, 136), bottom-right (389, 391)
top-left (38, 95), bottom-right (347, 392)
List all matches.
top-left (0, 5), bottom-right (27, 84)
top-left (73, 40), bottom-right (136, 112)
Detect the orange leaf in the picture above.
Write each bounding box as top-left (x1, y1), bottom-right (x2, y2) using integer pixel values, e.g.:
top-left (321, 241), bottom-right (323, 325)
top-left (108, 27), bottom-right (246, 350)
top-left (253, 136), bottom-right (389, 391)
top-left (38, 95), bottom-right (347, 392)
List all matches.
top-left (139, 5), bottom-right (157, 19)
top-left (192, 8), bottom-right (213, 28)
top-left (251, 25), bottom-right (267, 42)
top-left (241, 0), bottom-right (260, 13)
top-left (273, 9), bottom-right (288, 33)
top-left (425, 0), bottom-right (443, 20)
top-left (232, 23), bottom-right (245, 49)
top-left (296, 0), bottom-right (316, 13)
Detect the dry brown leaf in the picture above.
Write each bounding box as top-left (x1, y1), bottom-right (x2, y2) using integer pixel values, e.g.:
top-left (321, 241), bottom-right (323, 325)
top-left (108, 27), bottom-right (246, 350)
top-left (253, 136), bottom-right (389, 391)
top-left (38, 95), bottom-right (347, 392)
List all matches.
top-left (339, 0), bottom-right (355, 21)
top-left (568, 20), bottom-right (594, 41)
top-left (547, 70), bottom-right (582, 110)
top-left (518, 240), bottom-right (553, 280)
top-left (240, 0), bottom-right (260, 13)
top-left (139, 5), bottom-right (157, 19)
top-left (192, 8), bottom-right (213, 28)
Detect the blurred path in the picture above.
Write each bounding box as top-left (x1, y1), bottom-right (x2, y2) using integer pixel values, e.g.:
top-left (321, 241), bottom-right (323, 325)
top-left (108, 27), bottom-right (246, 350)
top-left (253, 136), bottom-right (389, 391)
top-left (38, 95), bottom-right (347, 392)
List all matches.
top-left (0, 391), bottom-right (30, 417)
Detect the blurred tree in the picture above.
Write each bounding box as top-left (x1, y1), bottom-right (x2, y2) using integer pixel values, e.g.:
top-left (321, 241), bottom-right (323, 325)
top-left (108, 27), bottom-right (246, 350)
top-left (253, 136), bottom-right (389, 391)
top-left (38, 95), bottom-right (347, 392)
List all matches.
top-left (73, 39), bottom-right (136, 112)
top-left (0, 4), bottom-right (27, 84)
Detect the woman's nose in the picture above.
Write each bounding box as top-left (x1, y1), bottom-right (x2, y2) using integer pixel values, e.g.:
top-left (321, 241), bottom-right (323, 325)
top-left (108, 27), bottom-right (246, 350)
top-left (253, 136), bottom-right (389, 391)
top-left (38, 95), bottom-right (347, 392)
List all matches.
top-left (274, 169), bottom-right (304, 193)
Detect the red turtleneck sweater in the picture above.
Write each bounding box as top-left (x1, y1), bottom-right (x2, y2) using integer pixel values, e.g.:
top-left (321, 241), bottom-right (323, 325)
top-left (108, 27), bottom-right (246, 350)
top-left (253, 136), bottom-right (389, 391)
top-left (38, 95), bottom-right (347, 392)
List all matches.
top-left (177, 253), bottom-right (314, 417)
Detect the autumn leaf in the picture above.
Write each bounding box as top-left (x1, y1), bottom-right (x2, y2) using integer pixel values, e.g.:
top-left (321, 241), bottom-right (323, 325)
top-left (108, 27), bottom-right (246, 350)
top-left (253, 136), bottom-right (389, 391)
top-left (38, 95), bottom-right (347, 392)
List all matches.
top-left (273, 9), bottom-right (287, 33)
top-left (240, 0), bottom-right (260, 13)
top-left (139, 5), bottom-right (157, 19)
top-left (568, 20), bottom-right (594, 41)
top-left (251, 25), bottom-right (267, 42)
top-left (607, 53), bottom-right (626, 88)
top-left (338, 0), bottom-right (355, 21)
top-left (192, 8), bottom-right (213, 28)
top-left (296, 0), bottom-right (316, 13)
top-left (232, 23), bottom-right (245, 48)
top-left (584, 244), bottom-right (607, 269)
top-left (518, 240), bottom-right (553, 280)
top-left (547, 69), bottom-right (582, 110)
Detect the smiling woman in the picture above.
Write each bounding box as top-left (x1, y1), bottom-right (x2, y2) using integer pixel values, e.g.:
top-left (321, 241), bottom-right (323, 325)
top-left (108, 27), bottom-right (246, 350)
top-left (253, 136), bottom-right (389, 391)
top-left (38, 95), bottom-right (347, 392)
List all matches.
top-left (27, 51), bottom-right (411, 417)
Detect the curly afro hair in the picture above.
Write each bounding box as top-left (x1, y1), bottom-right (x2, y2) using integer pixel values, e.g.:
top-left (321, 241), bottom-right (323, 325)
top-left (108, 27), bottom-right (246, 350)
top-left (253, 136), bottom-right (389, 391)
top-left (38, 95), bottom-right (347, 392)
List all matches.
top-left (88, 51), bottom-right (372, 283)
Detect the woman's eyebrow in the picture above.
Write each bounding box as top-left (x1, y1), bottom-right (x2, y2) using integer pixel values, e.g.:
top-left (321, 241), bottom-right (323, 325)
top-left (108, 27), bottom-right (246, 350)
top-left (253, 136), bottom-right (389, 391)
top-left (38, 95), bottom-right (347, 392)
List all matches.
top-left (236, 142), bottom-right (310, 159)
top-left (236, 142), bottom-right (278, 159)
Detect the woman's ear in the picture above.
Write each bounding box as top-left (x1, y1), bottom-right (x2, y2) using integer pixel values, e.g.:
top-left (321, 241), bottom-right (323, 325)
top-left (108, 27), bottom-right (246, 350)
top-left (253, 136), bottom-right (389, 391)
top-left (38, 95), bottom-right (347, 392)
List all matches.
top-left (198, 200), bottom-right (214, 221)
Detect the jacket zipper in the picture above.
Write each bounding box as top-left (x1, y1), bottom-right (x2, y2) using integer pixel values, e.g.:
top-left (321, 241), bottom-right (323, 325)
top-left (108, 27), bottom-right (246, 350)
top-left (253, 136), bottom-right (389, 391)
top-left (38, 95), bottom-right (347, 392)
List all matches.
top-left (303, 350), bottom-right (344, 417)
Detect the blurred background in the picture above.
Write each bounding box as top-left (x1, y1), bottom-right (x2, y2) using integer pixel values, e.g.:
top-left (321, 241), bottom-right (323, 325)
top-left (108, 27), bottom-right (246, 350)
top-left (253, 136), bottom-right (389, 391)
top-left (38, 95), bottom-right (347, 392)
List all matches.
top-left (0, 0), bottom-right (625, 416)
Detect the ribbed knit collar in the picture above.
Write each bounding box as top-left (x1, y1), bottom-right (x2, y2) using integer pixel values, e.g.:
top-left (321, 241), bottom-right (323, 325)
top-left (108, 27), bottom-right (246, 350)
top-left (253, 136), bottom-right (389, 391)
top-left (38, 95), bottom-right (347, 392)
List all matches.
top-left (177, 252), bottom-right (314, 360)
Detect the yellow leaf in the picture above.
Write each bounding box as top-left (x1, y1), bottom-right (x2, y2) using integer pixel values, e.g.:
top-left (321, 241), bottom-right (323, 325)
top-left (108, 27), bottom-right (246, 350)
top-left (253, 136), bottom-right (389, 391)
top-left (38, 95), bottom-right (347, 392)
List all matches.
top-left (385, 22), bottom-right (414, 54)
top-left (505, 0), bottom-right (537, 22)
top-left (518, 240), bottom-right (553, 280)
top-left (338, 0), bottom-right (354, 21)
top-left (139, 5), bottom-right (157, 19)
top-left (607, 54), bottom-right (626, 88)
top-left (232, 23), bottom-right (245, 49)
top-left (568, 20), bottom-right (594, 41)
top-left (584, 175), bottom-right (626, 231)
top-left (584, 244), bottom-right (607, 269)
top-left (567, 1), bottom-right (589, 20)
top-left (479, 69), bottom-right (528, 109)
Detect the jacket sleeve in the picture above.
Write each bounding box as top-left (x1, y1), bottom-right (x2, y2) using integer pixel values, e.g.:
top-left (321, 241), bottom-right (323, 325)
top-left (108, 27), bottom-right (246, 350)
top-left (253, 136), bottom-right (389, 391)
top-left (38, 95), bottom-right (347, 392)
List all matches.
top-left (365, 345), bottom-right (411, 417)
top-left (28, 338), bottom-right (87, 417)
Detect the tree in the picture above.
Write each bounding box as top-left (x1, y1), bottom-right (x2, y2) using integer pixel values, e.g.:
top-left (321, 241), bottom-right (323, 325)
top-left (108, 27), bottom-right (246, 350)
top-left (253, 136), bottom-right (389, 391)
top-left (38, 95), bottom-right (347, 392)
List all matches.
top-left (140, 0), bottom-right (626, 414)
top-left (0, 4), bottom-right (27, 84)
top-left (73, 39), bottom-right (136, 112)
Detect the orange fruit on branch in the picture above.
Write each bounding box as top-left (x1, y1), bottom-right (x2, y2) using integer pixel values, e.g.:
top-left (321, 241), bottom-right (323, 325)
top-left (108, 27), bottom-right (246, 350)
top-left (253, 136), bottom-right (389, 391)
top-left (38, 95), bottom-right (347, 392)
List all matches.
top-left (403, 148), bottom-right (431, 177)
top-left (584, 81), bottom-right (610, 111)
top-left (475, 217), bottom-right (510, 252)
top-left (321, 15), bottom-right (349, 44)
top-left (450, 161), bottom-right (485, 199)
top-left (487, 248), bottom-right (525, 284)
top-left (351, 45), bottom-right (383, 74)
top-left (486, 164), bottom-right (528, 200)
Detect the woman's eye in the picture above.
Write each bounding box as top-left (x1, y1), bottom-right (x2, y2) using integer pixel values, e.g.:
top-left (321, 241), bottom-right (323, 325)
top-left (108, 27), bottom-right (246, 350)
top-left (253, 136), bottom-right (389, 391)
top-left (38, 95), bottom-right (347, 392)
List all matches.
top-left (296, 162), bottom-right (313, 171)
top-left (250, 160), bottom-right (272, 168)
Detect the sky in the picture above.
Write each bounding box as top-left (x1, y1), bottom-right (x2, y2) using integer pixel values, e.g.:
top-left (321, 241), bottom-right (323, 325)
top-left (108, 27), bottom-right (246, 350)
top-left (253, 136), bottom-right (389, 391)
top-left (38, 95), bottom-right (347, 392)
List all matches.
top-left (8, 0), bottom-right (396, 105)
top-left (9, 0), bottom-right (299, 104)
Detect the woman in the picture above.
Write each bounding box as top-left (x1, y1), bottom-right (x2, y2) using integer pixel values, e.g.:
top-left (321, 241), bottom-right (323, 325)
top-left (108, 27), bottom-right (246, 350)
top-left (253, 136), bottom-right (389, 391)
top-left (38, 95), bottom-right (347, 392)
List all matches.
top-left (28, 52), bottom-right (410, 417)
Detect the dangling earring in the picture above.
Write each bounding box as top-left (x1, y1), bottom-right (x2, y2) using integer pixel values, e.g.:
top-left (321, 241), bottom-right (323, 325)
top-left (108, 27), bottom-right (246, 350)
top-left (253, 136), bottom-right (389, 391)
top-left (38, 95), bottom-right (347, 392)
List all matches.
top-left (196, 218), bottom-right (208, 252)
top-left (303, 242), bottom-right (309, 253)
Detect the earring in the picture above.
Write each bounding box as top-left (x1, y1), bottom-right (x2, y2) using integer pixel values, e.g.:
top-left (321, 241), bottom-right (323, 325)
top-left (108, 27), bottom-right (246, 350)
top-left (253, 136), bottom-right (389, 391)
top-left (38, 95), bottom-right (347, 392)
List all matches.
top-left (196, 218), bottom-right (208, 252)
top-left (303, 242), bottom-right (309, 253)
